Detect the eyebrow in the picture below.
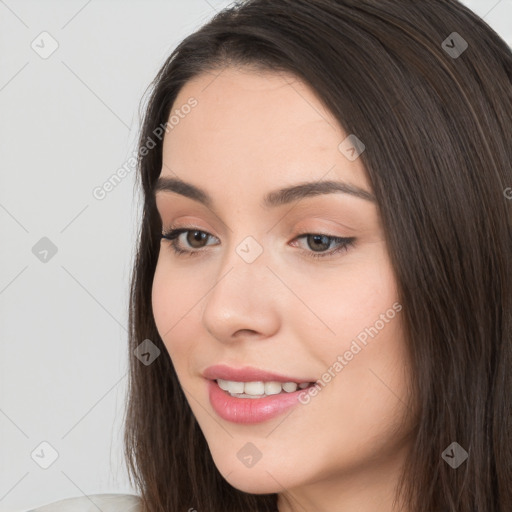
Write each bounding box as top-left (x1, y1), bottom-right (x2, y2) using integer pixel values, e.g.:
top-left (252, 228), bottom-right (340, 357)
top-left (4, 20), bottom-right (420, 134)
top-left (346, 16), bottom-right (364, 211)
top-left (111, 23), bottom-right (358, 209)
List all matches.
top-left (153, 175), bottom-right (376, 209)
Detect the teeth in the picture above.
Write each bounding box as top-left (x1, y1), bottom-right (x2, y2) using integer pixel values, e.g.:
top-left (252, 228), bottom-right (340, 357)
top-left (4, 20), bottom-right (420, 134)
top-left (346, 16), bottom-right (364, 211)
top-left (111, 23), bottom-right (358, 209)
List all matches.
top-left (244, 381), bottom-right (265, 395)
top-left (217, 379), bottom-right (310, 397)
top-left (265, 382), bottom-right (282, 395)
top-left (282, 382), bottom-right (298, 392)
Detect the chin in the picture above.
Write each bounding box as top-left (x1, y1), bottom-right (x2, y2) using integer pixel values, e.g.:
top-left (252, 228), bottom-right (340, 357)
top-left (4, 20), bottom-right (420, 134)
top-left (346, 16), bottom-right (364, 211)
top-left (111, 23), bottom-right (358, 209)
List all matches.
top-left (209, 448), bottom-right (306, 495)
top-left (221, 469), bottom-right (284, 495)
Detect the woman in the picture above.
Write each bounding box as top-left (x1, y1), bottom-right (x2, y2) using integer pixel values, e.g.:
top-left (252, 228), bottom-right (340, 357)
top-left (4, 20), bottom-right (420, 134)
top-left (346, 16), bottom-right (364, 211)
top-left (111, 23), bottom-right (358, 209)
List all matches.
top-left (31, 0), bottom-right (512, 510)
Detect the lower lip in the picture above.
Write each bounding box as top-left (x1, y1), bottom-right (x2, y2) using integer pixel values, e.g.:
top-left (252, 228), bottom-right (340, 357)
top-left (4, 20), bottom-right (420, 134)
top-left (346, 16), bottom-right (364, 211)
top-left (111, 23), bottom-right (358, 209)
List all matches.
top-left (207, 379), bottom-right (308, 424)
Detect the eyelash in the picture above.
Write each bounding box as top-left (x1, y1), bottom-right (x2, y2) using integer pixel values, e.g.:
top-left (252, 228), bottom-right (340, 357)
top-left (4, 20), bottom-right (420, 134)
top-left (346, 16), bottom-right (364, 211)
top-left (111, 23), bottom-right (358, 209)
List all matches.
top-left (160, 225), bottom-right (356, 260)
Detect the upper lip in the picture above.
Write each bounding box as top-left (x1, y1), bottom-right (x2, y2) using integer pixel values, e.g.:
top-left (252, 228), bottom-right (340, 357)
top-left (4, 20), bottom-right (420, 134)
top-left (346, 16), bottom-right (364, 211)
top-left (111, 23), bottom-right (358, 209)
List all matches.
top-left (203, 364), bottom-right (313, 384)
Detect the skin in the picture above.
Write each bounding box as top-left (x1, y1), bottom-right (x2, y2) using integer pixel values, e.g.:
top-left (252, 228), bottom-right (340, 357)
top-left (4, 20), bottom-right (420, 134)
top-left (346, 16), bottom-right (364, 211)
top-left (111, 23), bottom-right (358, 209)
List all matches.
top-left (151, 65), bottom-right (417, 512)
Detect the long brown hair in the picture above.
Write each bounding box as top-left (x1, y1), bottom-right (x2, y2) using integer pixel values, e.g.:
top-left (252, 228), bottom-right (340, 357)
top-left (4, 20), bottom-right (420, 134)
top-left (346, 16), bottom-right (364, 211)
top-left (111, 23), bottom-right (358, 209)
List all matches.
top-left (123, 1), bottom-right (512, 510)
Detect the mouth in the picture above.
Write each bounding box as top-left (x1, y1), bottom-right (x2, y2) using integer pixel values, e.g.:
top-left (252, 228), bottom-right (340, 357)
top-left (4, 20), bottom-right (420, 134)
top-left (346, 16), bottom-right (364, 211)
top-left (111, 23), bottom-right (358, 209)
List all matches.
top-left (214, 378), bottom-right (316, 398)
top-left (206, 378), bottom-right (317, 424)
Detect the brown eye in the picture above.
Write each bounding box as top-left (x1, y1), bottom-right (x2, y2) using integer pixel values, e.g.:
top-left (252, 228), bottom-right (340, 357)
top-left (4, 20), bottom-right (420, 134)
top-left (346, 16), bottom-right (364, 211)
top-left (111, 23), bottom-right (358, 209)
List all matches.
top-left (186, 230), bottom-right (209, 248)
top-left (306, 234), bottom-right (331, 252)
top-left (293, 233), bottom-right (356, 260)
top-left (161, 227), bottom-right (218, 256)
top-left (161, 227), bottom-right (355, 260)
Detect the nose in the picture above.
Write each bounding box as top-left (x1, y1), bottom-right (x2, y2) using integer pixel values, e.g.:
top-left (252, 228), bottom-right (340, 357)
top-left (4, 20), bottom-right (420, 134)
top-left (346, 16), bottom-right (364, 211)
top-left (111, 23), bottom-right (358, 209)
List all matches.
top-left (201, 239), bottom-right (281, 344)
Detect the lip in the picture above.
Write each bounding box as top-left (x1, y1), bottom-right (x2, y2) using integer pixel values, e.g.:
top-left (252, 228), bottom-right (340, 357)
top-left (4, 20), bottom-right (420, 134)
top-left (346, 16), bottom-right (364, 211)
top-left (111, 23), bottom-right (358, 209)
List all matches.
top-left (202, 364), bottom-right (312, 383)
top-left (207, 379), bottom-right (310, 424)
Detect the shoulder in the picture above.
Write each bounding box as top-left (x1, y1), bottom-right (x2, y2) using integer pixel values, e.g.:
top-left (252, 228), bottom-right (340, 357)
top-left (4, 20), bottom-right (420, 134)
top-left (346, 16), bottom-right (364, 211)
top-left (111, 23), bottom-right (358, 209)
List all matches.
top-left (28, 493), bottom-right (142, 512)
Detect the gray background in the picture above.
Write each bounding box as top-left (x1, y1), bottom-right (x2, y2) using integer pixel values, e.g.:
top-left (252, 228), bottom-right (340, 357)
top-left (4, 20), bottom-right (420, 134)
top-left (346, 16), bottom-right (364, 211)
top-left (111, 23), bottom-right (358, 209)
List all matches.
top-left (1, 1), bottom-right (510, 511)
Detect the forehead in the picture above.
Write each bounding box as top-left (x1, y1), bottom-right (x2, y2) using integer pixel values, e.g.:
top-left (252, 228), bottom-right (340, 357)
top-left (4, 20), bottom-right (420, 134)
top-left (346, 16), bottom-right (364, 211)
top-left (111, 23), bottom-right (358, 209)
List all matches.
top-left (161, 65), bottom-right (369, 196)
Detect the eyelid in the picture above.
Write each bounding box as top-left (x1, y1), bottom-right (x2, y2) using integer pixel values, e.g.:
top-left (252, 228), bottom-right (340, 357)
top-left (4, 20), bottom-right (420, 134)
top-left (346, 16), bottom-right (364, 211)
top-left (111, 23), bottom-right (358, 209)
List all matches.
top-left (160, 224), bottom-right (356, 260)
top-left (160, 224), bottom-right (348, 245)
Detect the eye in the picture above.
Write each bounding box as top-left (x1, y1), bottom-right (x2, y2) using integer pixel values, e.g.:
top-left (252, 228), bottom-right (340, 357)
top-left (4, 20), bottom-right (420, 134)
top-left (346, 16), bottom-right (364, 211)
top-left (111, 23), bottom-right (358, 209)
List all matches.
top-left (160, 226), bottom-right (356, 259)
top-left (292, 233), bottom-right (356, 259)
top-left (161, 227), bottom-right (218, 257)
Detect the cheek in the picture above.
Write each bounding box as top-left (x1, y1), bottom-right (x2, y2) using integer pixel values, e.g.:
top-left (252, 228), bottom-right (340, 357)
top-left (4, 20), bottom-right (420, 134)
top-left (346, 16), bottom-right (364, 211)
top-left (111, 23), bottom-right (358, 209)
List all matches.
top-left (322, 273), bottom-right (409, 440)
top-left (291, 253), bottom-right (398, 346)
top-left (151, 253), bottom-right (197, 328)
top-left (292, 250), bottom-right (406, 401)
top-left (151, 257), bottom-right (170, 333)
top-left (151, 254), bottom-right (213, 384)
top-left (151, 257), bottom-right (192, 358)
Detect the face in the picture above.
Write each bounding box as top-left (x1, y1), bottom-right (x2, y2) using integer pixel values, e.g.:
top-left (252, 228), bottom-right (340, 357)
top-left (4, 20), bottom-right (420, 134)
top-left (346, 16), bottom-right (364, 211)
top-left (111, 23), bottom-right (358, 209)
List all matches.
top-left (151, 65), bottom-right (415, 505)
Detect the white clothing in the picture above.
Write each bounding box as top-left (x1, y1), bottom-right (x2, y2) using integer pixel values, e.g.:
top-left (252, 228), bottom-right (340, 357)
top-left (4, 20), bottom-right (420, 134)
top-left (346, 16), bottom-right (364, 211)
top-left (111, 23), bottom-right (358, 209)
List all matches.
top-left (27, 493), bottom-right (142, 512)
